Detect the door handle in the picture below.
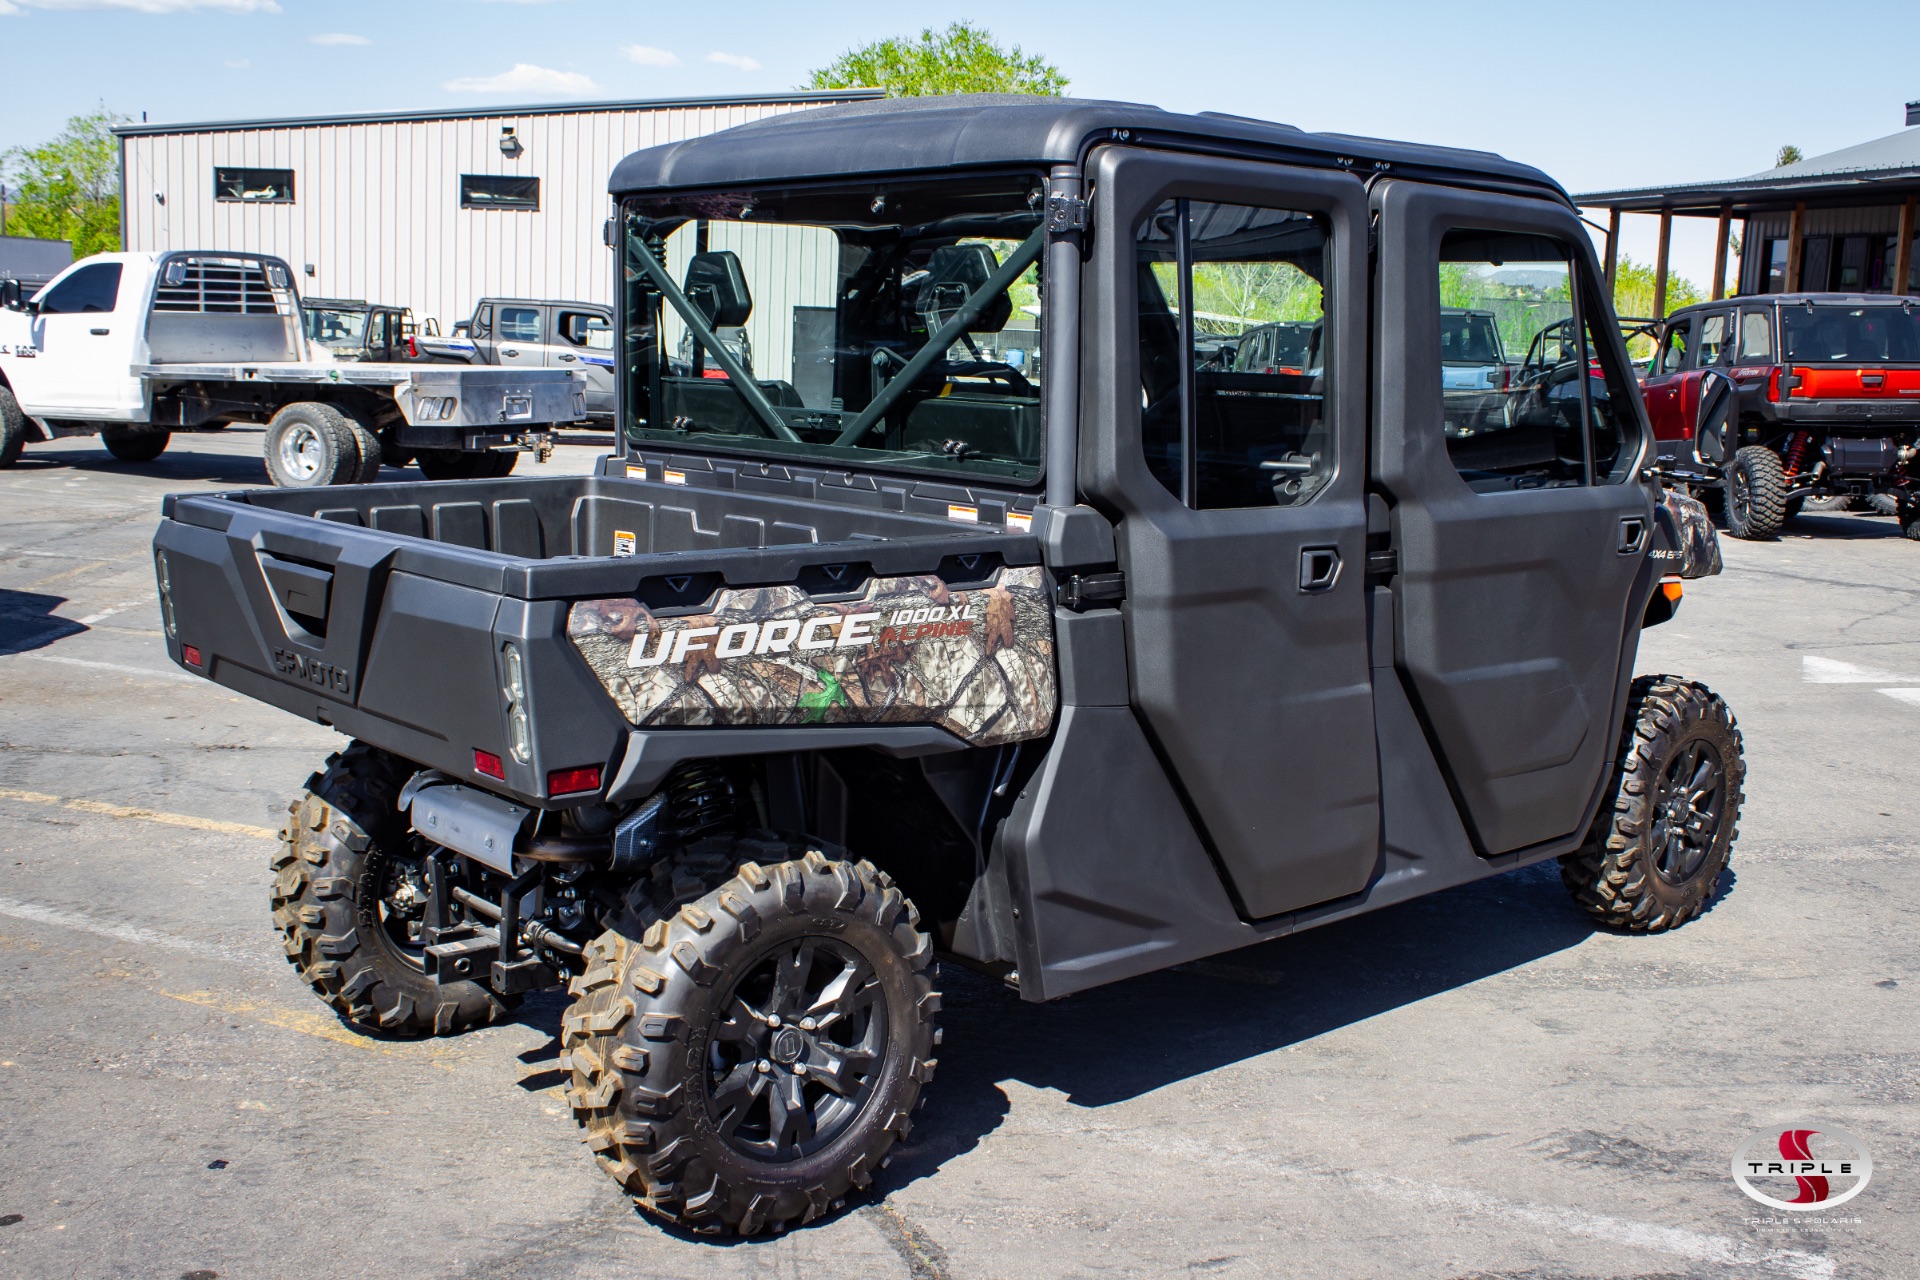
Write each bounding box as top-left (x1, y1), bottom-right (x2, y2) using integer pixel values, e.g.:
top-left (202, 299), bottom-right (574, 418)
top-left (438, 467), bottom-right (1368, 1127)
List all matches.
top-left (557, 353), bottom-right (575, 362)
top-left (502, 348), bottom-right (518, 357)
top-left (1618, 517), bottom-right (1648, 553)
top-left (90, 328), bottom-right (110, 335)
top-left (1299, 546), bottom-right (1341, 592)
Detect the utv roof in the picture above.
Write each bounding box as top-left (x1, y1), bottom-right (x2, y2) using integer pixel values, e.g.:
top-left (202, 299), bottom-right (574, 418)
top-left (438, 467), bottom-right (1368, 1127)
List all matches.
top-left (608, 94), bottom-right (1563, 199)
top-left (1669, 293), bottom-right (1920, 313)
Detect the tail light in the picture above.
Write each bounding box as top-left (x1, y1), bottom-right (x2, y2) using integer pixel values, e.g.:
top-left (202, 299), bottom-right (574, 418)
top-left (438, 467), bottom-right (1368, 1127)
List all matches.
top-left (473, 749), bottom-right (505, 780)
top-left (547, 766), bottom-right (601, 796)
top-left (1767, 367), bottom-right (1782, 402)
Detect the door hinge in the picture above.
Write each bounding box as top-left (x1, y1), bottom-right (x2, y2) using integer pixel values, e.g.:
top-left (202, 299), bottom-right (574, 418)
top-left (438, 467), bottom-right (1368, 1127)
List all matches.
top-left (1365, 548), bottom-right (1399, 582)
top-left (1046, 193), bottom-right (1090, 235)
top-left (1057, 571), bottom-right (1124, 611)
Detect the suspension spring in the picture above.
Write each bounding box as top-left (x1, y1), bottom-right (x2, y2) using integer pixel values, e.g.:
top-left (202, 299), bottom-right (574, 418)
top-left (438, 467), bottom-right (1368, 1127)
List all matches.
top-left (1782, 431), bottom-right (1813, 477)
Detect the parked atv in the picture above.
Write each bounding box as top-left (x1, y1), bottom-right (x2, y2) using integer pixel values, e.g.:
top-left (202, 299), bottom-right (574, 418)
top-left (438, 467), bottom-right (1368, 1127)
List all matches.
top-left (151, 94), bottom-right (1744, 1236)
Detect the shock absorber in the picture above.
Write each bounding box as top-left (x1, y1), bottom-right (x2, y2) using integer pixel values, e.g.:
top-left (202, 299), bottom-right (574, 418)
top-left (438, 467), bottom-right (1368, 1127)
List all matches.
top-left (1781, 430), bottom-right (1813, 477)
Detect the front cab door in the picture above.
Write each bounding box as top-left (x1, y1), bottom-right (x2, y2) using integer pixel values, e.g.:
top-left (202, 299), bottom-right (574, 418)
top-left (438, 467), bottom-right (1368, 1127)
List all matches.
top-left (1372, 182), bottom-right (1653, 857)
top-left (1083, 148), bottom-right (1380, 920)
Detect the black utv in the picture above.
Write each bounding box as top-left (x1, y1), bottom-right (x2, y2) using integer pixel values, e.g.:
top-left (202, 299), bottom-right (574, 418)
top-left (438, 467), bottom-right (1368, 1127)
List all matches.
top-left (150, 94), bottom-right (1743, 1236)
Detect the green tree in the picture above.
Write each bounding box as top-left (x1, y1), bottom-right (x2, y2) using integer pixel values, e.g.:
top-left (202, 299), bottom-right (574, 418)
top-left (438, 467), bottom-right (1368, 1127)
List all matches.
top-left (1775, 144), bottom-right (1803, 167)
top-left (805, 23), bottom-right (1067, 98)
top-left (2, 109), bottom-right (125, 257)
top-left (1609, 253), bottom-right (1702, 355)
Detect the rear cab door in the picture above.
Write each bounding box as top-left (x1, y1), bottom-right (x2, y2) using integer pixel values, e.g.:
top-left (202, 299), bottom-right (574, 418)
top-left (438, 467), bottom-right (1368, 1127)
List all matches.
top-left (493, 303), bottom-right (545, 369)
top-left (549, 305), bottom-right (616, 415)
top-left (1082, 147), bottom-right (1381, 919)
top-left (1373, 181), bottom-right (1653, 858)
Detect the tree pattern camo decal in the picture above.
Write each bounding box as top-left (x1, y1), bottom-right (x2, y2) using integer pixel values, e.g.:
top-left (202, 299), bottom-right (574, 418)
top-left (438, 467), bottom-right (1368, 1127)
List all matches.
top-left (566, 565), bottom-right (1057, 746)
top-left (1653, 486), bottom-right (1722, 579)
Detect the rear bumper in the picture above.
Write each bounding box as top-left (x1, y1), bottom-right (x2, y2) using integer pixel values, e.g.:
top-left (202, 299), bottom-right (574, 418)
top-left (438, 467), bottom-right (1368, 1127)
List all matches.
top-left (1767, 399), bottom-right (1920, 426)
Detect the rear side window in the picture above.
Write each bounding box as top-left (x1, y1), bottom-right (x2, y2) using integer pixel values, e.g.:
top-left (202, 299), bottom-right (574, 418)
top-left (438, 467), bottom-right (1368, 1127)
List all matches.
top-left (1739, 309), bottom-right (1772, 361)
top-left (498, 307), bottom-right (542, 342)
top-left (1434, 228), bottom-right (1639, 492)
top-left (37, 263), bottom-right (123, 314)
top-left (1136, 198), bottom-right (1332, 509)
top-left (1653, 318), bottom-right (1692, 375)
top-left (1697, 313), bottom-right (1731, 366)
top-left (558, 310), bottom-right (613, 350)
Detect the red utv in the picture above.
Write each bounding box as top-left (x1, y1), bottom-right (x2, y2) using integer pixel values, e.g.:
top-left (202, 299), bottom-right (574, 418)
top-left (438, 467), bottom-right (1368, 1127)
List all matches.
top-left (1642, 294), bottom-right (1920, 539)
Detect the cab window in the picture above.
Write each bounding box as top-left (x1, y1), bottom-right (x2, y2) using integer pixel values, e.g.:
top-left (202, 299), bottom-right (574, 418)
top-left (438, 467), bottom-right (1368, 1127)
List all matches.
top-left (499, 306), bottom-right (542, 343)
top-left (1696, 312), bottom-right (1731, 366)
top-left (1739, 309), bottom-right (1772, 361)
top-left (37, 263), bottom-right (123, 315)
top-left (1653, 318), bottom-right (1692, 375)
top-left (1136, 199), bottom-right (1332, 509)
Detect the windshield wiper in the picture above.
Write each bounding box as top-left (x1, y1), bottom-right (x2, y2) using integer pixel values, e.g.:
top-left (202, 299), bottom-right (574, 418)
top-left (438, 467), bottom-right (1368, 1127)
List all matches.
top-left (627, 234), bottom-right (800, 443)
top-left (832, 225), bottom-right (1045, 447)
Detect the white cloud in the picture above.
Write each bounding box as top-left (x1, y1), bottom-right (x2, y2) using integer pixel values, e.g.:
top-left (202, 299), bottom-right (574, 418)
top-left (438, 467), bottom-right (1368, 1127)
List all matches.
top-left (224, 57), bottom-right (249, 67)
top-left (442, 63), bottom-right (597, 96)
top-left (5, 0), bottom-right (280, 12)
top-left (307, 32), bottom-right (369, 46)
top-left (622, 44), bottom-right (678, 67)
top-left (705, 51), bottom-right (760, 71)
top-left (0, 1), bottom-right (21, 13)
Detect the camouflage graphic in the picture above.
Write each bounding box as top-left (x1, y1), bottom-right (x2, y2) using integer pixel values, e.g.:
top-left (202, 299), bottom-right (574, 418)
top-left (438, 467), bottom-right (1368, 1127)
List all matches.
top-left (567, 565), bottom-right (1057, 747)
top-left (1651, 486), bottom-right (1723, 580)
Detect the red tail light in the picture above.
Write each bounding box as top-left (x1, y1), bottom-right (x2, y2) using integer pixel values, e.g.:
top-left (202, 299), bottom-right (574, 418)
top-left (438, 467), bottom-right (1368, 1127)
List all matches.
top-left (1767, 367), bottom-right (1782, 402)
top-left (181, 644), bottom-right (202, 668)
top-left (547, 765), bottom-right (602, 796)
top-left (473, 749), bottom-right (505, 780)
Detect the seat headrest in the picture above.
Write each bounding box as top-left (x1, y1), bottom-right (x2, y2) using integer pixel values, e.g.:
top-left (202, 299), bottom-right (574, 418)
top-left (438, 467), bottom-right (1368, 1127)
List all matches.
top-left (683, 251), bottom-right (752, 328)
top-left (916, 243), bottom-right (1012, 336)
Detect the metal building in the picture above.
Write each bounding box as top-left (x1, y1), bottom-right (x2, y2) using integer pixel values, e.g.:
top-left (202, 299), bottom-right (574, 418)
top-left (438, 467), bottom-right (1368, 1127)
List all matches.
top-left (113, 89), bottom-right (879, 333)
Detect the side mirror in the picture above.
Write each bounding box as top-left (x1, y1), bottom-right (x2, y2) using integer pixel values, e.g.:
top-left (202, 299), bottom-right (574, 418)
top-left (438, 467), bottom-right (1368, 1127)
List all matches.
top-left (0, 278), bottom-right (21, 311)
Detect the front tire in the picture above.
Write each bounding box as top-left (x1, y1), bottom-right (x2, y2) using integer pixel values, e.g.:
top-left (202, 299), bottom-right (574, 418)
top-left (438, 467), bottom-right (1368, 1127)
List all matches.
top-left (1724, 445), bottom-right (1787, 540)
top-left (563, 836), bottom-right (939, 1234)
top-left (1560, 675), bottom-right (1744, 932)
top-left (101, 426), bottom-right (170, 463)
top-left (0, 385), bottom-right (29, 467)
top-left (270, 742), bottom-right (510, 1035)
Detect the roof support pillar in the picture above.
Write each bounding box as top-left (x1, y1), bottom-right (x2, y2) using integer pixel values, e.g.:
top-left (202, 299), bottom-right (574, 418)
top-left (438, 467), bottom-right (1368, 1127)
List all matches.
top-left (1786, 202), bottom-right (1805, 291)
top-left (1653, 208), bottom-right (1672, 318)
top-left (1711, 204), bottom-right (1731, 301)
top-left (1604, 208), bottom-right (1620, 293)
top-left (1895, 196), bottom-right (1916, 297)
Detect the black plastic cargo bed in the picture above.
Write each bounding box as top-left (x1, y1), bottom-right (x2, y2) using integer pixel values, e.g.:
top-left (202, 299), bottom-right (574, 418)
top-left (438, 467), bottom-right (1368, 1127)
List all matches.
top-left (153, 464), bottom-right (1047, 806)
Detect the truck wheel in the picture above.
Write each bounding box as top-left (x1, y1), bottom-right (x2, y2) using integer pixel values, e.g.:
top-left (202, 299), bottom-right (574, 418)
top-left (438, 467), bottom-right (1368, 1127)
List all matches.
top-left (336, 405), bottom-right (385, 484)
top-left (101, 426), bottom-right (171, 463)
top-left (1724, 445), bottom-right (1786, 540)
top-left (563, 836), bottom-right (939, 1234)
top-left (484, 450), bottom-right (519, 478)
top-left (1801, 493), bottom-right (1857, 513)
top-left (0, 385), bottom-right (28, 468)
top-left (1560, 675), bottom-right (1744, 933)
top-left (271, 742), bottom-right (511, 1036)
top-left (265, 403), bottom-right (360, 487)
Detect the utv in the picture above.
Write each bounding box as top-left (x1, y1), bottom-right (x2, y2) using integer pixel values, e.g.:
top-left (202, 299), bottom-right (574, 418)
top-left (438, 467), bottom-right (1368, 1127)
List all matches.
top-left (150, 94), bottom-right (1743, 1235)
top-left (1642, 293), bottom-right (1920, 539)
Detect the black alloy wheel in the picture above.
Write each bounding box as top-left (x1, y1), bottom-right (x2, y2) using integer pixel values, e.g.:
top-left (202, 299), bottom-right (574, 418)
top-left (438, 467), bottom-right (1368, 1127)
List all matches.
top-left (706, 937), bottom-right (888, 1162)
top-left (1647, 740), bottom-right (1726, 886)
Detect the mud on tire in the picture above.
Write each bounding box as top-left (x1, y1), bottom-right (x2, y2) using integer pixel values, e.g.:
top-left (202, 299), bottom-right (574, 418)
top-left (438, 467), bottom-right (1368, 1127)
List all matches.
top-left (1560, 675), bottom-right (1745, 933)
top-left (270, 741), bottom-right (510, 1035)
top-left (563, 834), bottom-right (939, 1234)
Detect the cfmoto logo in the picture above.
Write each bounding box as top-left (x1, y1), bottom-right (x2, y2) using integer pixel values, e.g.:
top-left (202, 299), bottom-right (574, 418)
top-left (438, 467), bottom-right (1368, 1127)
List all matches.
top-left (1731, 1123), bottom-right (1872, 1211)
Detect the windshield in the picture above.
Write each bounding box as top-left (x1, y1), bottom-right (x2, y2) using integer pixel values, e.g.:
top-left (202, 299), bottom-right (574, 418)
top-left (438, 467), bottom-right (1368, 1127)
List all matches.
top-left (1780, 304), bottom-right (1920, 363)
top-left (622, 174), bottom-right (1046, 484)
top-left (304, 306), bottom-right (368, 351)
top-left (1438, 309), bottom-right (1507, 365)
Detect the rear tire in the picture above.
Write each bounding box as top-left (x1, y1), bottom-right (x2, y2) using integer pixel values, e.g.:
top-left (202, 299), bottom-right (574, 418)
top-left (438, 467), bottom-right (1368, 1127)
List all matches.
top-left (0, 385), bottom-right (27, 468)
top-left (270, 742), bottom-right (511, 1036)
top-left (1560, 675), bottom-right (1744, 933)
top-left (336, 404), bottom-right (385, 484)
top-left (101, 426), bottom-right (170, 463)
top-left (1901, 499), bottom-right (1920, 542)
top-left (265, 402), bottom-right (360, 487)
top-left (1801, 493), bottom-right (1857, 513)
top-left (564, 835), bottom-right (939, 1234)
top-left (1724, 445), bottom-right (1786, 540)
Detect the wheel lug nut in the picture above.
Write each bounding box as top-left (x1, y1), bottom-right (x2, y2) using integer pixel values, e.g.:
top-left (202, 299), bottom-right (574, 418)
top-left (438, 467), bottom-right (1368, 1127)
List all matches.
top-left (767, 1014), bottom-right (781, 1028)
top-left (756, 1060), bottom-right (771, 1073)
top-left (799, 1017), bottom-right (816, 1031)
top-left (793, 1063), bottom-right (807, 1076)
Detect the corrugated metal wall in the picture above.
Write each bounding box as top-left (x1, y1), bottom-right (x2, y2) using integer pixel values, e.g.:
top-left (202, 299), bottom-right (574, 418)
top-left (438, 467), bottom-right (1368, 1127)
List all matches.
top-left (119, 95), bottom-right (863, 333)
top-left (1739, 206), bottom-right (1911, 293)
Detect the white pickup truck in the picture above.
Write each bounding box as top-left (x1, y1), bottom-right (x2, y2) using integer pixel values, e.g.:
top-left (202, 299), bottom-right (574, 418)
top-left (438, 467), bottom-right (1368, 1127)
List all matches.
top-left (0, 251), bottom-right (587, 485)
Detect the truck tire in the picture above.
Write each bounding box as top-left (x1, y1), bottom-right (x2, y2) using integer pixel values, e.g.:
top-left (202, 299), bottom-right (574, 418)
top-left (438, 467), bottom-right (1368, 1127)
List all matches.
top-left (563, 835), bottom-right (939, 1234)
top-left (1902, 500), bottom-right (1920, 542)
top-left (265, 403), bottom-right (360, 487)
top-left (336, 405), bottom-right (385, 484)
top-left (1559, 675), bottom-right (1744, 933)
top-left (101, 426), bottom-right (171, 463)
top-left (1724, 445), bottom-right (1786, 540)
top-left (271, 742), bottom-right (511, 1036)
top-left (0, 385), bottom-right (26, 468)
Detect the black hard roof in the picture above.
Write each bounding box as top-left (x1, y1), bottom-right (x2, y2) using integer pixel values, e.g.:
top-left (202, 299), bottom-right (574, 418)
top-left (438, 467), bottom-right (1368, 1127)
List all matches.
top-left (1669, 292), bottom-right (1920, 315)
top-left (608, 94), bottom-right (1562, 198)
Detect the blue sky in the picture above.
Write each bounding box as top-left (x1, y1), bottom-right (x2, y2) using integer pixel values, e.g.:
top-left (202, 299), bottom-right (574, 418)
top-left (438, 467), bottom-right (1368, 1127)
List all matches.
top-left (2, 0), bottom-right (1914, 287)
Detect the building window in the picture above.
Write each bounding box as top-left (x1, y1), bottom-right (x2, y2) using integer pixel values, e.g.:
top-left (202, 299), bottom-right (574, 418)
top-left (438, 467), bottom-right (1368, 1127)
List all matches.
top-left (215, 167), bottom-right (295, 203)
top-left (1762, 238), bottom-right (1789, 293)
top-left (461, 175), bottom-right (539, 211)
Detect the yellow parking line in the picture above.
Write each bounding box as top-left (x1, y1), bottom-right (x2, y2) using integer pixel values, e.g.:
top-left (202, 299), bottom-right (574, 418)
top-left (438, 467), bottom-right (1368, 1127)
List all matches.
top-left (0, 786), bottom-right (276, 840)
top-left (159, 989), bottom-right (407, 1056)
top-left (24, 559), bottom-right (114, 591)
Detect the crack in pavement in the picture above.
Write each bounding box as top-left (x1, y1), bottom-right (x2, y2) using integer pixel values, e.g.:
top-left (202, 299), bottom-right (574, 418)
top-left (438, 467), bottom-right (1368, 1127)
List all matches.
top-left (862, 1202), bottom-right (955, 1280)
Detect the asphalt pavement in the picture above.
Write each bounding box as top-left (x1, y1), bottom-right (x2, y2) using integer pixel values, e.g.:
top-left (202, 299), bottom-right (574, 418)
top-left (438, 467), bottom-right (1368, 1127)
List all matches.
top-left (0, 429), bottom-right (1914, 1280)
